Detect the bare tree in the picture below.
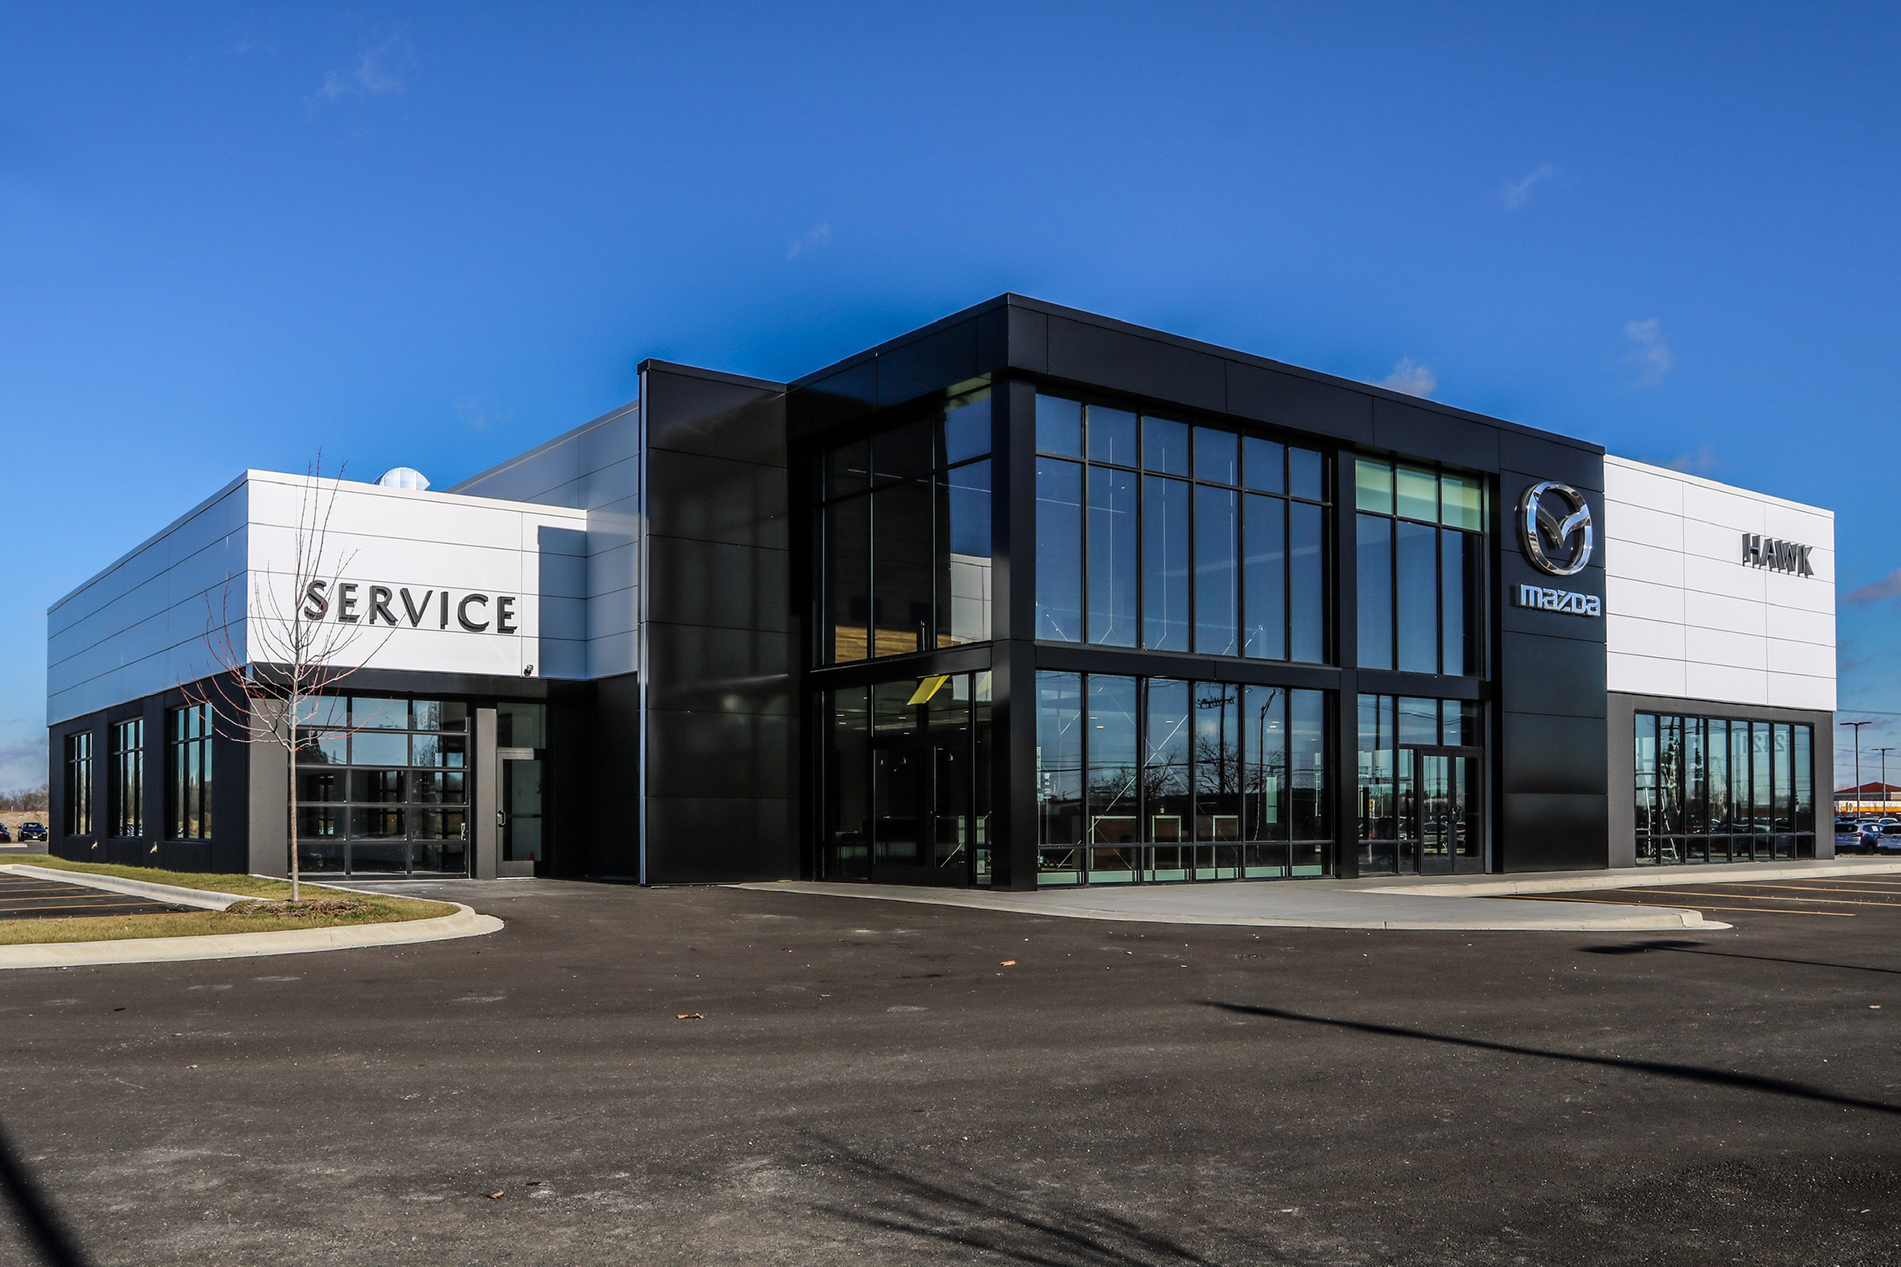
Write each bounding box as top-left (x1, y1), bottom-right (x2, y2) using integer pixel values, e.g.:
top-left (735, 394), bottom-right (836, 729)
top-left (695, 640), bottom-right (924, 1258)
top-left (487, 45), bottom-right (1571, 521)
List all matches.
top-left (186, 457), bottom-right (390, 899)
top-left (0, 786), bottom-right (49, 812)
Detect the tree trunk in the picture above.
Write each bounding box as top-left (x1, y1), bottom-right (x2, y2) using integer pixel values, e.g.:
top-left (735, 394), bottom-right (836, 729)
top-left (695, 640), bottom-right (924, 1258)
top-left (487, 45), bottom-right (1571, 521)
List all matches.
top-left (286, 703), bottom-right (300, 902)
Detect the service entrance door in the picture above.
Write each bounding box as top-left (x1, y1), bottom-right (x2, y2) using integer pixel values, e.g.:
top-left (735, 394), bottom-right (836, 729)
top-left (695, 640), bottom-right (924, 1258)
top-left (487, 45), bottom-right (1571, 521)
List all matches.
top-left (1401, 747), bottom-right (1485, 875)
top-left (497, 746), bottom-right (543, 878)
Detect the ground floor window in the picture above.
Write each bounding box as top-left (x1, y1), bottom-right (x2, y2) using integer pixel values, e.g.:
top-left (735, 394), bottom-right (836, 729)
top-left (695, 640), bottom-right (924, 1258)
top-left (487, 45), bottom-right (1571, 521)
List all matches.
top-left (1356, 694), bottom-right (1485, 875)
top-left (1036, 672), bottom-right (1328, 886)
top-left (65, 731), bottom-right (93, 836)
top-left (294, 695), bottom-right (470, 875)
top-left (167, 703), bottom-right (213, 841)
top-left (818, 673), bottom-right (993, 885)
top-left (110, 717), bottom-right (144, 838)
top-left (1635, 713), bottom-right (1814, 864)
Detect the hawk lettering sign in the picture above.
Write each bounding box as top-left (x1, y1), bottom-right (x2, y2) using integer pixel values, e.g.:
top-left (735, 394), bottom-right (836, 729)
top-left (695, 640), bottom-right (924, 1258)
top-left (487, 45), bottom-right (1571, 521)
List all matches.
top-left (1517, 481), bottom-right (1594, 577)
top-left (1741, 533), bottom-right (1815, 577)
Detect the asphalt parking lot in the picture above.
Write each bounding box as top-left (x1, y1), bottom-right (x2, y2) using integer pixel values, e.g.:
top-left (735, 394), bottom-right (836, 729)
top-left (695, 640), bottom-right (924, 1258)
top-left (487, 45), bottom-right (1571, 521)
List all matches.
top-left (0, 873), bottom-right (187, 921)
top-left (2, 878), bottom-right (1898, 1266)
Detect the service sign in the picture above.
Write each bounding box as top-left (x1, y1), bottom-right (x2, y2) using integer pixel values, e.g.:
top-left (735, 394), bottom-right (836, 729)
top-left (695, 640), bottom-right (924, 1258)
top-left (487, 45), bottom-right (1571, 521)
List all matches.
top-left (302, 580), bottom-right (521, 634)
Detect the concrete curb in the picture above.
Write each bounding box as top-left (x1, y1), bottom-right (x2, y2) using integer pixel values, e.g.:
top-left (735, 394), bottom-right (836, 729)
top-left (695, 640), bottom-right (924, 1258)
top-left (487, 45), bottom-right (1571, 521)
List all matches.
top-left (0, 904), bottom-right (503, 970)
top-left (730, 882), bottom-right (1726, 932)
top-left (1363, 858), bottom-right (1901, 897)
top-left (1, 863), bottom-right (249, 910)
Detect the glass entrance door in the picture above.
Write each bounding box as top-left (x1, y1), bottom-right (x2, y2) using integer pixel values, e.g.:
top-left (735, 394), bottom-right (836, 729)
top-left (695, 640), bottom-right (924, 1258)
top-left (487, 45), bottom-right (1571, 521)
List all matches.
top-left (1402, 747), bottom-right (1483, 875)
top-left (500, 754), bottom-right (543, 876)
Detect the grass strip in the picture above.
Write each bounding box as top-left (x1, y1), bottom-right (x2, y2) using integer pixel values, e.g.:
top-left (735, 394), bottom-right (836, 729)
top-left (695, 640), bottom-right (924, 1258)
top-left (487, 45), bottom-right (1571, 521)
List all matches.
top-left (1, 858), bottom-right (457, 944)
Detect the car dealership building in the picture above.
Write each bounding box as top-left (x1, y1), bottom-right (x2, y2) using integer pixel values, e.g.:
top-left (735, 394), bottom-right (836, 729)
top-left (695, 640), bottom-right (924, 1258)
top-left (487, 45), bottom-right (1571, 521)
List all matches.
top-left (45, 296), bottom-right (1837, 887)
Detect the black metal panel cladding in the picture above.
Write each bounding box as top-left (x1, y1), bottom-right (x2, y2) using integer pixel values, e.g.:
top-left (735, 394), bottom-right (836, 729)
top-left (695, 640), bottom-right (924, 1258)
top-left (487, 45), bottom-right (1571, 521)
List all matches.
top-left (637, 363), bottom-right (799, 885)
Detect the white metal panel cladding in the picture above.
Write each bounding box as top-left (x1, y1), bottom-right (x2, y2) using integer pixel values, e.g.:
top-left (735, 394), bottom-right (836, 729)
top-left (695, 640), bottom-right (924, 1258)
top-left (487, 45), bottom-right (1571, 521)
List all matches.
top-left (1603, 455), bottom-right (1835, 711)
top-left (243, 472), bottom-right (588, 681)
top-left (46, 472), bottom-right (590, 724)
top-left (47, 478), bottom-right (251, 726)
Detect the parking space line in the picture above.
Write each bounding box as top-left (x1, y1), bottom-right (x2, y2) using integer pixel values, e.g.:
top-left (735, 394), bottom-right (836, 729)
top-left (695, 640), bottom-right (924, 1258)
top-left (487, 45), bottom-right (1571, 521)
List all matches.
top-left (1633, 887), bottom-right (1901, 908)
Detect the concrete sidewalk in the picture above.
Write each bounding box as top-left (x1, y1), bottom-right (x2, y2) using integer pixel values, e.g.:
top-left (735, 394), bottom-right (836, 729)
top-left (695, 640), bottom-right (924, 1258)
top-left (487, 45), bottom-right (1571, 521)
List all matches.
top-left (738, 857), bottom-right (1901, 932)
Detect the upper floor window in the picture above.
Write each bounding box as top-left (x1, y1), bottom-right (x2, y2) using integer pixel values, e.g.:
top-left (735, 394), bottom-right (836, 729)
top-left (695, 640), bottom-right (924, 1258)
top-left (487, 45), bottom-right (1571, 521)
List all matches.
top-left (1034, 394), bottom-right (1328, 663)
top-left (817, 387), bottom-right (991, 664)
top-left (1354, 458), bottom-right (1486, 676)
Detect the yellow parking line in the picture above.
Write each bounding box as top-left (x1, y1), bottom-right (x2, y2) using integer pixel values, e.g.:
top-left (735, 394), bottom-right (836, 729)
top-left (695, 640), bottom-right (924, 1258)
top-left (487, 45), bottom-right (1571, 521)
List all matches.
top-left (1634, 888), bottom-right (1900, 908)
top-left (1522, 894), bottom-right (1853, 917)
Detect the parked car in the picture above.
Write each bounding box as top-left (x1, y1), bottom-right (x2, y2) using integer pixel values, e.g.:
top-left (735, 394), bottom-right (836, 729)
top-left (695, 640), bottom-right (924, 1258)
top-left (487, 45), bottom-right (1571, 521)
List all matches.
top-left (1880, 824), bottom-right (1901, 853)
top-left (1857, 826), bottom-right (1884, 854)
top-left (0, 823), bottom-right (10, 843)
top-left (16, 821), bottom-right (47, 842)
top-left (1837, 818), bottom-right (1861, 834)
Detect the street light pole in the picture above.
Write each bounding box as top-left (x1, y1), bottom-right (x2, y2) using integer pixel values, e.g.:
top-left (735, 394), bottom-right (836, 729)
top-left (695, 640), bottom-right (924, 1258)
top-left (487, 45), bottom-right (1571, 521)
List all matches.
top-left (1842, 720), bottom-right (1873, 817)
top-left (1875, 747), bottom-right (1896, 813)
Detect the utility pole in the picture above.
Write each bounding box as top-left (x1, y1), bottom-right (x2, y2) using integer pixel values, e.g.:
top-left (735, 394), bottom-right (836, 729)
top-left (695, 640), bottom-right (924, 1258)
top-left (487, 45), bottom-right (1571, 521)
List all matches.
top-left (1842, 720), bottom-right (1873, 818)
top-left (1876, 747), bottom-right (1896, 813)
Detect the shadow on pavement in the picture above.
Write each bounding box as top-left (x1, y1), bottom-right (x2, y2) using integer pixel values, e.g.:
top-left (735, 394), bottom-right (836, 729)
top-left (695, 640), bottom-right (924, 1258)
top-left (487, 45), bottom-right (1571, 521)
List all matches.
top-left (0, 1117), bottom-right (90, 1267)
top-left (1203, 1001), bottom-right (1901, 1118)
top-left (807, 1139), bottom-right (1282, 1266)
top-left (1580, 937), bottom-right (1901, 977)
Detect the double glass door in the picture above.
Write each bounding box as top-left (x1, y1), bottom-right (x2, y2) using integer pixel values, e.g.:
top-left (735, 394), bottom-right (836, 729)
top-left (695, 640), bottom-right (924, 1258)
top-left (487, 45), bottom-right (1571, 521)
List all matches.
top-left (1398, 747), bottom-right (1484, 874)
top-left (871, 731), bottom-right (971, 885)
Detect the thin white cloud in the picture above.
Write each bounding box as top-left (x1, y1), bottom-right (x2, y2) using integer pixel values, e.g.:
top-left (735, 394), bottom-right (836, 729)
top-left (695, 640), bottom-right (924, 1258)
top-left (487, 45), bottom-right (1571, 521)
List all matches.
top-left (1664, 444), bottom-right (1717, 476)
top-left (1845, 568), bottom-right (1901, 604)
top-left (315, 33), bottom-right (408, 101)
top-left (786, 222), bottom-right (831, 260)
top-left (1625, 318), bottom-right (1673, 387)
top-left (1499, 163), bottom-right (1558, 211)
top-left (1378, 357), bottom-right (1437, 398)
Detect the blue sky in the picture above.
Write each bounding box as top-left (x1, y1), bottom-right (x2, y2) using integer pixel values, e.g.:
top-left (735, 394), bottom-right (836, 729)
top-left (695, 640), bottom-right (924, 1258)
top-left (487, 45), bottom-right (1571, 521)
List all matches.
top-left (2, 3), bottom-right (1898, 791)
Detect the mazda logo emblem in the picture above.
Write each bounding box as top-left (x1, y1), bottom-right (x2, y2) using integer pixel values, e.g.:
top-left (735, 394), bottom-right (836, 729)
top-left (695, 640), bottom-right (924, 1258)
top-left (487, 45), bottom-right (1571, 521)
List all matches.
top-left (1518, 481), bottom-right (1593, 576)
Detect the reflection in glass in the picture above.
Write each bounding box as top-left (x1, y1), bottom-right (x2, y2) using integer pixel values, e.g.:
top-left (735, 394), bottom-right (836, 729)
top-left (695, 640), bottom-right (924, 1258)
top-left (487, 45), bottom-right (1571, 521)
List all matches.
top-left (942, 391), bottom-right (991, 465)
top-left (1195, 427), bottom-right (1239, 484)
top-left (1242, 494), bottom-right (1286, 661)
top-left (1087, 465), bottom-right (1139, 646)
top-left (1087, 677), bottom-right (1139, 883)
top-left (1145, 681), bottom-right (1191, 878)
top-left (1288, 447), bottom-right (1324, 502)
top-left (1143, 417), bottom-right (1189, 475)
top-left (353, 697), bottom-right (408, 729)
top-left (1396, 520), bottom-right (1438, 673)
top-left (1036, 673), bottom-right (1085, 882)
top-left (1355, 459), bottom-right (1393, 514)
top-left (872, 480), bottom-right (934, 656)
top-left (1243, 437), bottom-right (1285, 494)
top-left (1036, 458), bottom-right (1083, 641)
top-left (1290, 502), bottom-right (1325, 663)
top-left (1036, 394), bottom-right (1083, 456)
top-left (1194, 683), bottom-right (1241, 845)
top-left (824, 687), bottom-right (871, 880)
top-left (1144, 475), bottom-right (1191, 651)
top-left (939, 459), bottom-right (992, 646)
top-left (824, 495), bottom-right (871, 663)
top-left (1357, 515), bottom-right (1393, 670)
top-left (1395, 465), bottom-right (1438, 521)
top-left (1194, 485), bottom-right (1238, 656)
top-left (1087, 406), bottom-right (1138, 466)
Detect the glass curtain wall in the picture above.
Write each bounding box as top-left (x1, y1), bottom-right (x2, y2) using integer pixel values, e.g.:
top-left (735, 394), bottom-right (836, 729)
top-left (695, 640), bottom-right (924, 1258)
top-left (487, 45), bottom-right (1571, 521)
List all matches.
top-left (166, 704), bottom-right (213, 841)
top-left (294, 696), bottom-right (471, 875)
top-left (1354, 459), bottom-right (1486, 674)
top-left (65, 732), bottom-right (93, 836)
top-left (817, 672), bottom-right (994, 885)
top-left (1034, 394), bottom-right (1328, 662)
top-left (1635, 713), bottom-right (1815, 862)
top-left (109, 718), bottom-right (144, 838)
top-left (1035, 670), bottom-right (1328, 886)
top-left (818, 388), bottom-right (992, 663)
